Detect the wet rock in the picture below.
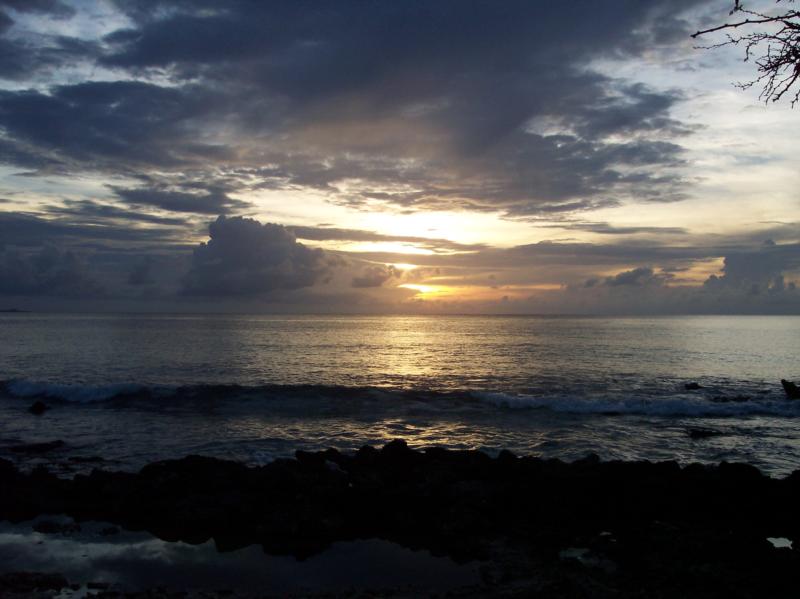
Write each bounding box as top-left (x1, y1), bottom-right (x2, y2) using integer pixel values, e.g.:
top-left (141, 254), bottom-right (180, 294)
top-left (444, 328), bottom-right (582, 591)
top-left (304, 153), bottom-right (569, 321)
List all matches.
top-left (69, 456), bottom-right (106, 464)
top-left (781, 379), bottom-right (800, 399)
top-left (8, 440), bottom-right (65, 454)
top-left (684, 382), bottom-right (703, 390)
top-left (33, 519), bottom-right (81, 534)
top-left (0, 572), bottom-right (68, 593)
top-left (28, 400), bottom-right (49, 415)
top-left (87, 581), bottom-right (111, 590)
top-left (688, 428), bottom-right (721, 439)
top-left (1, 442), bottom-right (800, 598)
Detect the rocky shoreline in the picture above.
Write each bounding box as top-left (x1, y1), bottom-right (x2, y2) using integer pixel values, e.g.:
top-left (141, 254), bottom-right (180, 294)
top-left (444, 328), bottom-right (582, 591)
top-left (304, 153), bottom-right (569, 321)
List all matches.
top-left (2, 440), bottom-right (800, 597)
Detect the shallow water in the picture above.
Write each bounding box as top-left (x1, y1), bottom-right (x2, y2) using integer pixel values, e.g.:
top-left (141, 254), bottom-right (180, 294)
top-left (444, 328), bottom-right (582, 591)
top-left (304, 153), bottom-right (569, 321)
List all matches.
top-left (0, 517), bottom-right (479, 596)
top-left (1, 313), bottom-right (799, 475)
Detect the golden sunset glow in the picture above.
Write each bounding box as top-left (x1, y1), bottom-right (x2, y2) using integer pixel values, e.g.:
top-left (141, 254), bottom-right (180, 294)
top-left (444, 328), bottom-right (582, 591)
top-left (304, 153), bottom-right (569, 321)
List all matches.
top-left (398, 284), bottom-right (451, 296)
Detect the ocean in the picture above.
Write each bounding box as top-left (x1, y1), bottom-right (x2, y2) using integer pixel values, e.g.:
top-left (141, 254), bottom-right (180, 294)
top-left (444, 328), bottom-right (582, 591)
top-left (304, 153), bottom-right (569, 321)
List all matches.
top-left (2, 313), bottom-right (799, 475)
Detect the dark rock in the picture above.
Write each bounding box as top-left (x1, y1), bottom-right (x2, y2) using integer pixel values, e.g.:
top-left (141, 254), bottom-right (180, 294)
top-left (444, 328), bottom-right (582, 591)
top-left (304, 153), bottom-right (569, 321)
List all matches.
top-left (381, 438), bottom-right (415, 461)
top-left (684, 382), bottom-right (703, 390)
top-left (28, 400), bottom-right (49, 415)
top-left (8, 440), bottom-right (65, 454)
top-left (87, 581), bottom-right (110, 590)
top-left (0, 441), bottom-right (799, 598)
top-left (688, 428), bottom-right (721, 439)
top-left (33, 520), bottom-right (81, 534)
top-left (497, 449), bottom-right (517, 464)
top-left (781, 379), bottom-right (800, 399)
top-left (68, 456), bottom-right (106, 463)
top-left (0, 572), bottom-right (68, 593)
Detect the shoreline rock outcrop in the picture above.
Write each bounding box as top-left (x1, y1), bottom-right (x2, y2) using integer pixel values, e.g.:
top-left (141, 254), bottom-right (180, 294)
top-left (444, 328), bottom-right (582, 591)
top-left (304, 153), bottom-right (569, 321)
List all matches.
top-left (1, 440), bottom-right (799, 597)
top-left (781, 379), bottom-right (800, 399)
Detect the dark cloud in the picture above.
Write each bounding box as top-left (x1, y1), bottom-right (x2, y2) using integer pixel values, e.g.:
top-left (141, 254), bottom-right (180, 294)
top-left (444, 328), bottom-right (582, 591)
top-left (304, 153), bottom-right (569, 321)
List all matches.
top-left (44, 199), bottom-right (187, 226)
top-left (0, 10), bottom-right (12, 34)
top-left (0, 137), bottom-right (64, 170)
top-left (0, 1), bottom-right (703, 216)
top-left (128, 257), bottom-right (154, 286)
top-left (112, 186), bottom-right (249, 215)
top-left (604, 267), bottom-right (664, 287)
top-left (352, 264), bottom-right (400, 288)
top-left (0, 0), bottom-right (74, 17)
top-left (0, 82), bottom-right (225, 168)
top-left (0, 35), bottom-right (97, 81)
top-left (704, 242), bottom-right (800, 294)
top-left (2, 203), bottom-right (799, 313)
top-left (542, 222), bottom-right (688, 236)
top-left (0, 212), bottom-right (184, 247)
top-left (0, 0), bottom-right (93, 82)
top-left (4, 1), bottom-right (797, 315)
top-left (0, 245), bottom-right (102, 297)
top-left (182, 216), bottom-right (337, 296)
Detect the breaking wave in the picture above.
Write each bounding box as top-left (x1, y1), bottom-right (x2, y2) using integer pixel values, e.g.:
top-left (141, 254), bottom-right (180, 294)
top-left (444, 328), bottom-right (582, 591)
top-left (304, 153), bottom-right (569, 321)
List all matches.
top-left (473, 391), bottom-right (800, 417)
top-left (1, 379), bottom-right (798, 417)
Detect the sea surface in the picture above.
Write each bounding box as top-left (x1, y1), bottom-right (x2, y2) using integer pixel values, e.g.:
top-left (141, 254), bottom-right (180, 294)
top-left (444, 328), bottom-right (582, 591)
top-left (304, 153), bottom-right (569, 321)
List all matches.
top-left (1, 313), bottom-right (800, 476)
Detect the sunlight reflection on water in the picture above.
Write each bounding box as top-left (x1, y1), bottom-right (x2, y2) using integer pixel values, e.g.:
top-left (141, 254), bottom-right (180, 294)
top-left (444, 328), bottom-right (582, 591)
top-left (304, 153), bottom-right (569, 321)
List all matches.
top-left (1, 314), bottom-right (800, 475)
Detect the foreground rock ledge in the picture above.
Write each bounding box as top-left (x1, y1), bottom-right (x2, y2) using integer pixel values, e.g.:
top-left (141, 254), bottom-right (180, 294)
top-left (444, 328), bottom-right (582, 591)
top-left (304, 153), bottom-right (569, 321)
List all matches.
top-left (2, 440), bottom-right (800, 597)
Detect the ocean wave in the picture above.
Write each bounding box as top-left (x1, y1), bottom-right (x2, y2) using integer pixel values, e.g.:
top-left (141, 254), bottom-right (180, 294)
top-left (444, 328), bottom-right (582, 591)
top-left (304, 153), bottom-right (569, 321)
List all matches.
top-left (473, 391), bottom-right (800, 417)
top-left (0, 380), bottom-right (155, 403)
top-left (1, 379), bottom-right (798, 417)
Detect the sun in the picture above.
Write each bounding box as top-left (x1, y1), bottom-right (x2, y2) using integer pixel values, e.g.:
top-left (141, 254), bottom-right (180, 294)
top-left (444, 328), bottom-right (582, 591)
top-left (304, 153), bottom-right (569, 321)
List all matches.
top-left (398, 284), bottom-right (450, 296)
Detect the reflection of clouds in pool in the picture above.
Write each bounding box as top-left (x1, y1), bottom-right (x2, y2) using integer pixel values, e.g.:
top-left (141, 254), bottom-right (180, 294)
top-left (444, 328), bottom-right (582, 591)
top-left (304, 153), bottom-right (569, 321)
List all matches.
top-left (767, 537), bottom-right (793, 550)
top-left (0, 519), bottom-right (480, 594)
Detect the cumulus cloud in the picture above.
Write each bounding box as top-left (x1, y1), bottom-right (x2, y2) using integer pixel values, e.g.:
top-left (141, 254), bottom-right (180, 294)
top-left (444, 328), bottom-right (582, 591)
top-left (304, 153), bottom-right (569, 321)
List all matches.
top-left (127, 257), bottom-right (154, 286)
top-left (604, 267), bottom-right (666, 287)
top-left (182, 216), bottom-right (338, 296)
top-left (2, 1), bottom-right (798, 315)
top-left (0, 245), bottom-right (102, 297)
top-left (703, 241), bottom-right (800, 294)
top-left (351, 264), bottom-right (401, 288)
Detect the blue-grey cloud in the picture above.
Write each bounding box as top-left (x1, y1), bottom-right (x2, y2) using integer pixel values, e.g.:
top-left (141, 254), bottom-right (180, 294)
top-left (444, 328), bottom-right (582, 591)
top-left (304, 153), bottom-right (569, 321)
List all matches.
top-left (44, 199), bottom-right (187, 226)
top-left (704, 241), bottom-right (800, 294)
top-left (112, 186), bottom-right (250, 215)
top-left (182, 216), bottom-right (338, 296)
top-left (0, 245), bottom-right (102, 297)
top-left (0, 0), bottom-right (704, 217)
top-left (604, 267), bottom-right (665, 287)
top-left (0, 0), bottom-right (74, 17)
top-left (352, 264), bottom-right (400, 289)
top-left (0, 212), bottom-right (184, 247)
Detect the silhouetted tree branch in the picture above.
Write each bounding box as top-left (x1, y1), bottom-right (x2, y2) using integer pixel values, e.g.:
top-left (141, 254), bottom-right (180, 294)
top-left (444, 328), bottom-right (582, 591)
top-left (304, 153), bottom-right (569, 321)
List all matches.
top-left (692, 1), bottom-right (800, 106)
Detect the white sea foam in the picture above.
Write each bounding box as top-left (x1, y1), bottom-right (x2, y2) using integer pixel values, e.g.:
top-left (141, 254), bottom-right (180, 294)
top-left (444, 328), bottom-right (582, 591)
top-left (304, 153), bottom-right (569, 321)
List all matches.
top-left (3, 378), bottom-right (799, 417)
top-left (2, 380), bottom-right (148, 403)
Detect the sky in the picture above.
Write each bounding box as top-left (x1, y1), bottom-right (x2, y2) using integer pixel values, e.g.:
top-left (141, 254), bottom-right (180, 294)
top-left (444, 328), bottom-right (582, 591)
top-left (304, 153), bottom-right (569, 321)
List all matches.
top-left (0, 0), bottom-right (799, 314)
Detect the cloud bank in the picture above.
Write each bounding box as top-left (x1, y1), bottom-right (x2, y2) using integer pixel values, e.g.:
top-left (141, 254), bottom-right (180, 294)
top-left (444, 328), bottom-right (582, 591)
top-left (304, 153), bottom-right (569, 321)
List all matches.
top-left (0, 1), bottom-right (798, 313)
